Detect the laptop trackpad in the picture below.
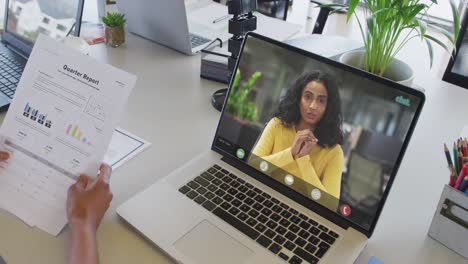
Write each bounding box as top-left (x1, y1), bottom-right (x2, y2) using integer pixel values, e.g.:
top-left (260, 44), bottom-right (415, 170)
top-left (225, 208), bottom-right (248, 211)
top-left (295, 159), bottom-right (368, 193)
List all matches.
top-left (174, 220), bottom-right (253, 264)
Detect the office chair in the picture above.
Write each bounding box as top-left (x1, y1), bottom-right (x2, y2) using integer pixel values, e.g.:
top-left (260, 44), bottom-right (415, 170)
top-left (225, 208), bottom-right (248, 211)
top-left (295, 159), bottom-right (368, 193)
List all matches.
top-left (343, 151), bottom-right (383, 207)
top-left (340, 129), bottom-right (402, 227)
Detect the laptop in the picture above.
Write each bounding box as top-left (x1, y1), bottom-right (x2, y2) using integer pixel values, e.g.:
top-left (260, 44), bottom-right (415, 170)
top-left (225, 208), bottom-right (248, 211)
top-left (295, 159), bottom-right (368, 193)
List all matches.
top-left (0, 0), bottom-right (84, 111)
top-left (116, 0), bottom-right (224, 55)
top-left (117, 32), bottom-right (425, 264)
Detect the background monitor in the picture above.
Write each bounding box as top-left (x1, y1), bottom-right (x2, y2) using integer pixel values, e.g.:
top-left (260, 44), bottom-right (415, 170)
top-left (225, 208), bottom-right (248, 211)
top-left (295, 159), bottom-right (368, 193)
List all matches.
top-left (443, 4), bottom-right (468, 89)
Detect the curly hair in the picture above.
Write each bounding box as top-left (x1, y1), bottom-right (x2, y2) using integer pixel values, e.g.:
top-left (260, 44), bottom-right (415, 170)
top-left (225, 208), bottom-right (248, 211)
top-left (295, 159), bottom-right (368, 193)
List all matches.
top-left (272, 71), bottom-right (343, 147)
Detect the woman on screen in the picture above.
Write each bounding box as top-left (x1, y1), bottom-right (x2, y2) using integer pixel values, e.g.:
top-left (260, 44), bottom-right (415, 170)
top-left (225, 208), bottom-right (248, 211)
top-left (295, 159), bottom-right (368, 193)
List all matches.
top-left (252, 71), bottom-right (344, 199)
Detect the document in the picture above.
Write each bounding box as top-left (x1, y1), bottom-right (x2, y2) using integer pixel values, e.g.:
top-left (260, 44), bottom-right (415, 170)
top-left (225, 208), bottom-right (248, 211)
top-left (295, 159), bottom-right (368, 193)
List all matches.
top-left (103, 128), bottom-right (151, 171)
top-left (0, 35), bottom-right (136, 235)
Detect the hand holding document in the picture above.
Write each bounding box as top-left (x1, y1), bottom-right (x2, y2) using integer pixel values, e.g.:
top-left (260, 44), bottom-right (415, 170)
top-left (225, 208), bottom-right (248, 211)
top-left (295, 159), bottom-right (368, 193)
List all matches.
top-left (0, 35), bottom-right (136, 235)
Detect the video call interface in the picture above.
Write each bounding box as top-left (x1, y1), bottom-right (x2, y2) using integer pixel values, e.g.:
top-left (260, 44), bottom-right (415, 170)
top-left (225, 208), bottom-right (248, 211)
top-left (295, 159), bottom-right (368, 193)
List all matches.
top-left (214, 36), bottom-right (422, 230)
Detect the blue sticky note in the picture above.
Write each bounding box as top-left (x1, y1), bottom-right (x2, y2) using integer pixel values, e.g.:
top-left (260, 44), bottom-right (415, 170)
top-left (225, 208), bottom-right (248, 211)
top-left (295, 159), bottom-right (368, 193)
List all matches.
top-left (368, 256), bottom-right (383, 264)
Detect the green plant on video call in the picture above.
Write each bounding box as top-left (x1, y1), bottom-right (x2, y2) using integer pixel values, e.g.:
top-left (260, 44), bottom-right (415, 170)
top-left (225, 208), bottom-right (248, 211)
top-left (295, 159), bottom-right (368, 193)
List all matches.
top-left (226, 69), bottom-right (262, 122)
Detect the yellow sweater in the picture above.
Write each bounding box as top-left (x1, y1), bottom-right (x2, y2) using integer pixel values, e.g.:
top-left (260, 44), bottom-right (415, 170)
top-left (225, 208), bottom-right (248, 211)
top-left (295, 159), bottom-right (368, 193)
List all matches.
top-left (252, 118), bottom-right (343, 199)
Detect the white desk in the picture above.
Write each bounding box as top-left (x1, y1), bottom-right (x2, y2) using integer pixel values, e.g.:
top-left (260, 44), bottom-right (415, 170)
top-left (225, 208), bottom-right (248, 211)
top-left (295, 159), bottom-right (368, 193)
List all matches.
top-left (1, 32), bottom-right (467, 264)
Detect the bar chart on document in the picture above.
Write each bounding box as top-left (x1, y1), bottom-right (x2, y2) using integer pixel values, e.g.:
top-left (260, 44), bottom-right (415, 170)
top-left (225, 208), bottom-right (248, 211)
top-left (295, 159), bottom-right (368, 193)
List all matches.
top-left (65, 123), bottom-right (92, 146)
top-left (8, 93), bottom-right (108, 178)
top-left (54, 96), bottom-right (109, 159)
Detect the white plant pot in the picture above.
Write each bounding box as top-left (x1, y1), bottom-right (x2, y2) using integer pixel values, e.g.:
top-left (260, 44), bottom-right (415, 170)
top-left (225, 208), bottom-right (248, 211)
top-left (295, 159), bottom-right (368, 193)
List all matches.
top-left (339, 50), bottom-right (414, 87)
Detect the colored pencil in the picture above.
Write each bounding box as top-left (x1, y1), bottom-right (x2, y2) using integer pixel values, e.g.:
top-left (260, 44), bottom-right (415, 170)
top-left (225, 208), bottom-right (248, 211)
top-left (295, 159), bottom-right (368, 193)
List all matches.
top-left (459, 140), bottom-right (464, 157)
top-left (459, 176), bottom-right (468, 192)
top-left (454, 163), bottom-right (468, 189)
top-left (463, 141), bottom-right (468, 156)
top-left (454, 142), bottom-right (460, 175)
top-left (444, 143), bottom-right (454, 167)
top-left (449, 168), bottom-right (457, 187)
top-left (458, 151), bottom-right (464, 174)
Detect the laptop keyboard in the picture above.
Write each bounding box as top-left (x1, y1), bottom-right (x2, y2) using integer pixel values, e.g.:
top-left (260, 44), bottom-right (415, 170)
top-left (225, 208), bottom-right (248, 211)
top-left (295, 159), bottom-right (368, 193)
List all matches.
top-left (0, 51), bottom-right (23, 99)
top-left (179, 164), bottom-right (340, 264)
top-left (190, 34), bottom-right (211, 48)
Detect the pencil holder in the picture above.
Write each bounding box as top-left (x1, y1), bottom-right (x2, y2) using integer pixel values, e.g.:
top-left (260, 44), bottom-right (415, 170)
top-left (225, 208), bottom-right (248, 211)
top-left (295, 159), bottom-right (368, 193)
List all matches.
top-left (428, 185), bottom-right (468, 259)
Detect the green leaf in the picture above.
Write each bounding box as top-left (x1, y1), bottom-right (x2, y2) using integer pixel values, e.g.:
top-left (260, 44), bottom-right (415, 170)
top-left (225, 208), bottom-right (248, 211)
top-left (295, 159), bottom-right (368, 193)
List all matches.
top-left (428, 23), bottom-right (454, 43)
top-left (373, 7), bottom-right (397, 16)
top-left (425, 34), bottom-right (452, 55)
top-left (347, 0), bottom-right (360, 23)
top-left (227, 70), bottom-right (261, 121)
top-left (425, 38), bottom-right (434, 68)
top-left (416, 19), bottom-right (427, 40)
top-left (366, 15), bottom-right (375, 33)
top-left (102, 12), bottom-right (126, 27)
top-left (406, 4), bottom-right (427, 22)
top-left (449, 0), bottom-right (460, 43)
top-left (232, 69), bottom-right (241, 93)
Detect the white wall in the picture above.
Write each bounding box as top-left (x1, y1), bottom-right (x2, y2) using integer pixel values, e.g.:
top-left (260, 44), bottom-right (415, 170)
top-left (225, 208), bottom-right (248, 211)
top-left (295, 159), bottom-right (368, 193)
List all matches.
top-left (421, 0), bottom-right (462, 22)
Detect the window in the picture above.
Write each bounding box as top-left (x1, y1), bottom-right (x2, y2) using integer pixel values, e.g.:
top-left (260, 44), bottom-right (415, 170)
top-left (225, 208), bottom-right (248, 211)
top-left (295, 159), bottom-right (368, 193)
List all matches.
top-left (42, 17), bottom-right (50, 24)
top-left (421, 0), bottom-right (462, 22)
top-left (37, 27), bottom-right (51, 36)
top-left (56, 24), bottom-right (67, 31)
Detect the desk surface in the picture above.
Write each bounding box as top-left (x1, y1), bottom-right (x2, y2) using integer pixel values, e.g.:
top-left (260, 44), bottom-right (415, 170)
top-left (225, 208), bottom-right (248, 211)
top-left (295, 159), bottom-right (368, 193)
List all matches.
top-left (1, 32), bottom-right (468, 264)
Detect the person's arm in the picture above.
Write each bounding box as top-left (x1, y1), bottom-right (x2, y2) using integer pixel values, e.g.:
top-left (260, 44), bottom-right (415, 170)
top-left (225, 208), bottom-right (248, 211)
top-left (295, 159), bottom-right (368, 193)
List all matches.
top-left (296, 146), bottom-right (343, 199)
top-left (67, 164), bottom-right (113, 264)
top-left (252, 119), bottom-right (296, 168)
top-left (69, 224), bottom-right (99, 264)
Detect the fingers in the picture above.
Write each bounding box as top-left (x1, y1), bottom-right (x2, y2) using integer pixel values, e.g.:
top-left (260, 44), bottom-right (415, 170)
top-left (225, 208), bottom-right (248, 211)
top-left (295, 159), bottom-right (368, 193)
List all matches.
top-left (76, 174), bottom-right (90, 190)
top-left (0, 151), bottom-right (9, 161)
top-left (297, 130), bottom-right (317, 143)
top-left (304, 137), bottom-right (318, 144)
top-left (98, 164), bottom-right (112, 184)
top-left (297, 141), bottom-right (305, 154)
top-left (68, 174), bottom-right (89, 195)
top-left (80, 163), bottom-right (112, 189)
top-left (293, 130), bottom-right (317, 158)
top-left (89, 163), bottom-right (112, 189)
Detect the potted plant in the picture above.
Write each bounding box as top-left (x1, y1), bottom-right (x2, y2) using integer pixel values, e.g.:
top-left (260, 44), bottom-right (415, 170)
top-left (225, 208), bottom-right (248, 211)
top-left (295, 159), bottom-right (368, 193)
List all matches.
top-left (325, 0), bottom-right (461, 86)
top-left (226, 69), bottom-right (262, 122)
top-left (102, 12), bottom-right (126, 47)
top-left (220, 69), bottom-right (262, 149)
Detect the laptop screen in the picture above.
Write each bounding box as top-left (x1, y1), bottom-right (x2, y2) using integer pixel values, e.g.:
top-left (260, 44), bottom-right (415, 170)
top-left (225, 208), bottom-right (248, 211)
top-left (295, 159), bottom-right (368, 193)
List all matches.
top-left (214, 34), bottom-right (423, 232)
top-left (6, 0), bottom-right (81, 45)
